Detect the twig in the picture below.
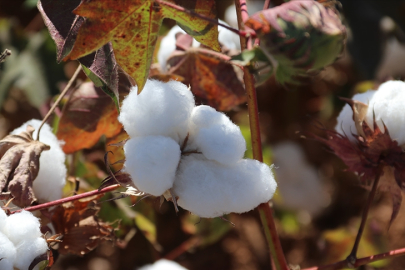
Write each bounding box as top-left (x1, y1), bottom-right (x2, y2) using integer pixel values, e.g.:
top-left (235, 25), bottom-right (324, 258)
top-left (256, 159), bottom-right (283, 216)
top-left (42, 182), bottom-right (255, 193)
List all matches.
top-left (263, 0), bottom-right (271, 9)
top-left (302, 247), bottom-right (405, 270)
top-left (346, 166), bottom-right (382, 265)
top-left (155, 0), bottom-right (254, 38)
top-left (235, 1), bottom-right (289, 270)
top-left (0, 49), bottom-right (11, 63)
top-left (36, 64), bottom-right (82, 141)
top-left (10, 184), bottom-right (120, 214)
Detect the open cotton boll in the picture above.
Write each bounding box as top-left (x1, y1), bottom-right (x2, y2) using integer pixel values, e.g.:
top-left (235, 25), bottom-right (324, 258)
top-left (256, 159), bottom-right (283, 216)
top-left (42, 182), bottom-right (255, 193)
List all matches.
top-left (138, 259), bottom-right (188, 270)
top-left (366, 80), bottom-right (405, 146)
top-left (158, 21), bottom-right (240, 71)
top-left (119, 80), bottom-right (195, 144)
top-left (11, 119), bottom-right (66, 202)
top-left (187, 105), bottom-right (246, 165)
top-left (14, 237), bottom-right (48, 270)
top-left (0, 232), bottom-right (16, 270)
top-left (173, 155), bottom-right (276, 218)
top-left (124, 136), bottom-right (181, 196)
top-left (3, 211), bottom-right (42, 246)
top-left (335, 90), bottom-right (376, 141)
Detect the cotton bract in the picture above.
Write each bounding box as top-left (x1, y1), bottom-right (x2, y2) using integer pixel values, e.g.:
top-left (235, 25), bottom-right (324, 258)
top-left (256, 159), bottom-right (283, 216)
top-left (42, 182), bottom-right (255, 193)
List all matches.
top-left (366, 80), bottom-right (405, 145)
top-left (0, 208), bottom-right (48, 270)
top-left (11, 119), bottom-right (66, 203)
top-left (120, 79), bottom-right (277, 217)
top-left (335, 90), bottom-right (376, 141)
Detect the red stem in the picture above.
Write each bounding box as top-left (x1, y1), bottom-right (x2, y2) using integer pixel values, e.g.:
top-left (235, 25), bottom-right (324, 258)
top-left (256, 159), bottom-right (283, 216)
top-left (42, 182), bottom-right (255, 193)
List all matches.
top-left (263, 0), bottom-right (271, 9)
top-left (10, 184), bottom-right (120, 214)
top-left (235, 1), bottom-right (288, 270)
top-left (302, 247), bottom-right (405, 270)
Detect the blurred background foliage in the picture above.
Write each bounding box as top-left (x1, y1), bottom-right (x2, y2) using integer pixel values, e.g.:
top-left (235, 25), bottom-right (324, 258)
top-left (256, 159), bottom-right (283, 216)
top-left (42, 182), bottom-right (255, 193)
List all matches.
top-left (2, 0), bottom-right (405, 269)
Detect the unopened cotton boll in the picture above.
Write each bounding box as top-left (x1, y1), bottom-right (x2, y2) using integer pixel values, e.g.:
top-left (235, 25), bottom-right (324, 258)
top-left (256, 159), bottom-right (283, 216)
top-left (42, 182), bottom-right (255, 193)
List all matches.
top-left (119, 80), bottom-right (195, 144)
top-left (0, 232), bottom-right (16, 270)
top-left (11, 119), bottom-right (66, 202)
top-left (187, 105), bottom-right (246, 165)
top-left (124, 136), bottom-right (181, 196)
top-left (4, 211), bottom-right (42, 246)
top-left (138, 259), bottom-right (188, 270)
top-left (14, 237), bottom-right (48, 270)
top-left (173, 155), bottom-right (276, 218)
top-left (366, 80), bottom-right (405, 146)
top-left (335, 90), bottom-right (376, 141)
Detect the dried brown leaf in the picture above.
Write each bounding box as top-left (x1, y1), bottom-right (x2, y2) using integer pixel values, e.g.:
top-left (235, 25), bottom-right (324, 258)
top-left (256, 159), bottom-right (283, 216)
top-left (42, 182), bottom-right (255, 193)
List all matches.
top-left (0, 126), bottom-right (50, 207)
top-left (51, 196), bottom-right (115, 256)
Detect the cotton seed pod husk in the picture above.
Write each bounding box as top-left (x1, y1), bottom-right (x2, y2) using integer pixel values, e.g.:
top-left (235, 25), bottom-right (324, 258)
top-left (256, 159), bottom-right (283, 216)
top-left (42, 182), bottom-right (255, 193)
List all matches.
top-left (245, 0), bottom-right (346, 84)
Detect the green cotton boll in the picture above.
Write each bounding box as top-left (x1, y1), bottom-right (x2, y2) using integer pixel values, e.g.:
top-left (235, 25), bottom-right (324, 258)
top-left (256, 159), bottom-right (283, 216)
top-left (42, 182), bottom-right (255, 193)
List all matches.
top-left (246, 0), bottom-right (346, 84)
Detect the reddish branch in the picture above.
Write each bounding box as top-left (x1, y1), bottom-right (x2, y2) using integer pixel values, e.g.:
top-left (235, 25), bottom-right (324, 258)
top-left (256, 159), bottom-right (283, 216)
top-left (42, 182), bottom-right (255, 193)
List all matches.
top-left (302, 247), bottom-right (405, 270)
top-left (234, 1), bottom-right (288, 270)
top-left (10, 184), bottom-right (120, 214)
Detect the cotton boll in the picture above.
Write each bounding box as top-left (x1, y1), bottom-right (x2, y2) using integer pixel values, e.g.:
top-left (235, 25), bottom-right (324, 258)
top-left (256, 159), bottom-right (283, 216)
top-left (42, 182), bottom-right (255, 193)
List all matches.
top-left (173, 155), bottom-right (276, 218)
top-left (119, 80), bottom-right (195, 143)
top-left (14, 237), bottom-right (48, 270)
top-left (138, 259), bottom-right (188, 270)
top-left (187, 105), bottom-right (246, 165)
top-left (366, 80), bottom-right (405, 145)
top-left (0, 232), bottom-right (16, 270)
top-left (124, 136), bottom-right (181, 196)
top-left (4, 211), bottom-right (42, 246)
top-left (11, 119), bottom-right (66, 202)
top-left (272, 142), bottom-right (330, 215)
top-left (335, 90), bottom-right (376, 141)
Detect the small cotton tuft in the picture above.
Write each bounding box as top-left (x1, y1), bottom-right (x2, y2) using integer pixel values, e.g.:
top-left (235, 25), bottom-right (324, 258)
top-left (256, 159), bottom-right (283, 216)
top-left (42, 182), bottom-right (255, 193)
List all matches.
top-left (138, 259), bottom-right (188, 270)
top-left (335, 90), bottom-right (376, 141)
top-left (187, 105), bottom-right (246, 165)
top-left (366, 80), bottom-right (405, 145)
top-left (0, 232), bottom-right (16, 270)
top-left (119, 80), bottom-right (195, 143)
top-left (11, 119), bottom-right (66, 202)
top-left (173, 155), bottom-right (276, 218)
top-left (4, 211), bottom-right (42, 246)
top-left (124, 136), bottom-right (181, 196)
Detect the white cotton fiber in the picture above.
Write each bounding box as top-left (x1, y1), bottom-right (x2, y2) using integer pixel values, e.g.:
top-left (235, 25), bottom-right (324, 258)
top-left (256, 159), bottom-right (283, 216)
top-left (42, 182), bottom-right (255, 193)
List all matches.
top-left (3, 210), bottom-right (41, 246)
top-left (187, 105), bottom-right (246, 165)
top-left (0, 232), bottom-right (16, 270)
top-left (0, 207), bottom-right (7, 232)
top-left (138, 259), bottom-right (188, 270)
top-left (158, 21), bottom-right (240, 71)
top-left (124, 136), bottom-right (181, 196)
top-left (119, 80), bottom-right (195, 144)
top-left (11, 119), bottom-right (66, 202)
top-left (335, 90), bottom-right (376, 141)
top-left (173, 155), bottom-right (276, 218)
top-left (14, 237), bottom-right (48, 270)
top-left (366, 80), bottom-right (405, 145)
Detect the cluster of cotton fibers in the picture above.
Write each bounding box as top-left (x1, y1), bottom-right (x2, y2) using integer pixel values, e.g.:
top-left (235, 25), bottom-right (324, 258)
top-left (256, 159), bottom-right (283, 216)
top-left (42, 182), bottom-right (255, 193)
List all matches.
top-left (119, 79), bottom-right (277, 218)
top-left (11, 119), bottom-right (67, 202)
top-left (0, 208), bottom-right (47, 270)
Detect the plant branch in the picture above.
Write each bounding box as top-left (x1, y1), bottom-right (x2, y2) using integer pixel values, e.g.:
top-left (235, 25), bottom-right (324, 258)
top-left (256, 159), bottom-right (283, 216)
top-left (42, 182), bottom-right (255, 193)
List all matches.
top-left (10, 184), bottom-right (120, 214)
top-left (302, 247), bottom-right (405, 270)
top-left (36, 64), bottom-right (82, 141)
top-left (235, 1), bottom-right (289, 270)
top-left (263, 0), bottom-right (271, 10)
top-left (155, 0), bottom-right (254, 38)
top-left (346, 166), bottom-right (382, 265)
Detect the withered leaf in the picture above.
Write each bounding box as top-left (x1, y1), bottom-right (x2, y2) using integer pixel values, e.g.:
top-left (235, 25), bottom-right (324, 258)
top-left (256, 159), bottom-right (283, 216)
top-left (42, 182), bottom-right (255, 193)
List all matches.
top-left (0, 126), bottom-right (50, 207)
top-left (51, 195), bottom-right (115, 256)
top-left (166, 36), bottom-right (246, 111)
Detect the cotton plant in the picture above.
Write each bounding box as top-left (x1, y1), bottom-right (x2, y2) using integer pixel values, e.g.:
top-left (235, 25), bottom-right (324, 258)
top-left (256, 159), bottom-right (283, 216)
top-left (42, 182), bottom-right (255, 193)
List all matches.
top-left (118, 79), bottom-right (277, 218)
top-left (0, 208), bottom-right (48, 270)
top-left (158, 21), bottom-right (241, 72)
top-left (137, 259), bottom-right (188, 270)
top-left (11, 119), bottom-right (67, 203)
